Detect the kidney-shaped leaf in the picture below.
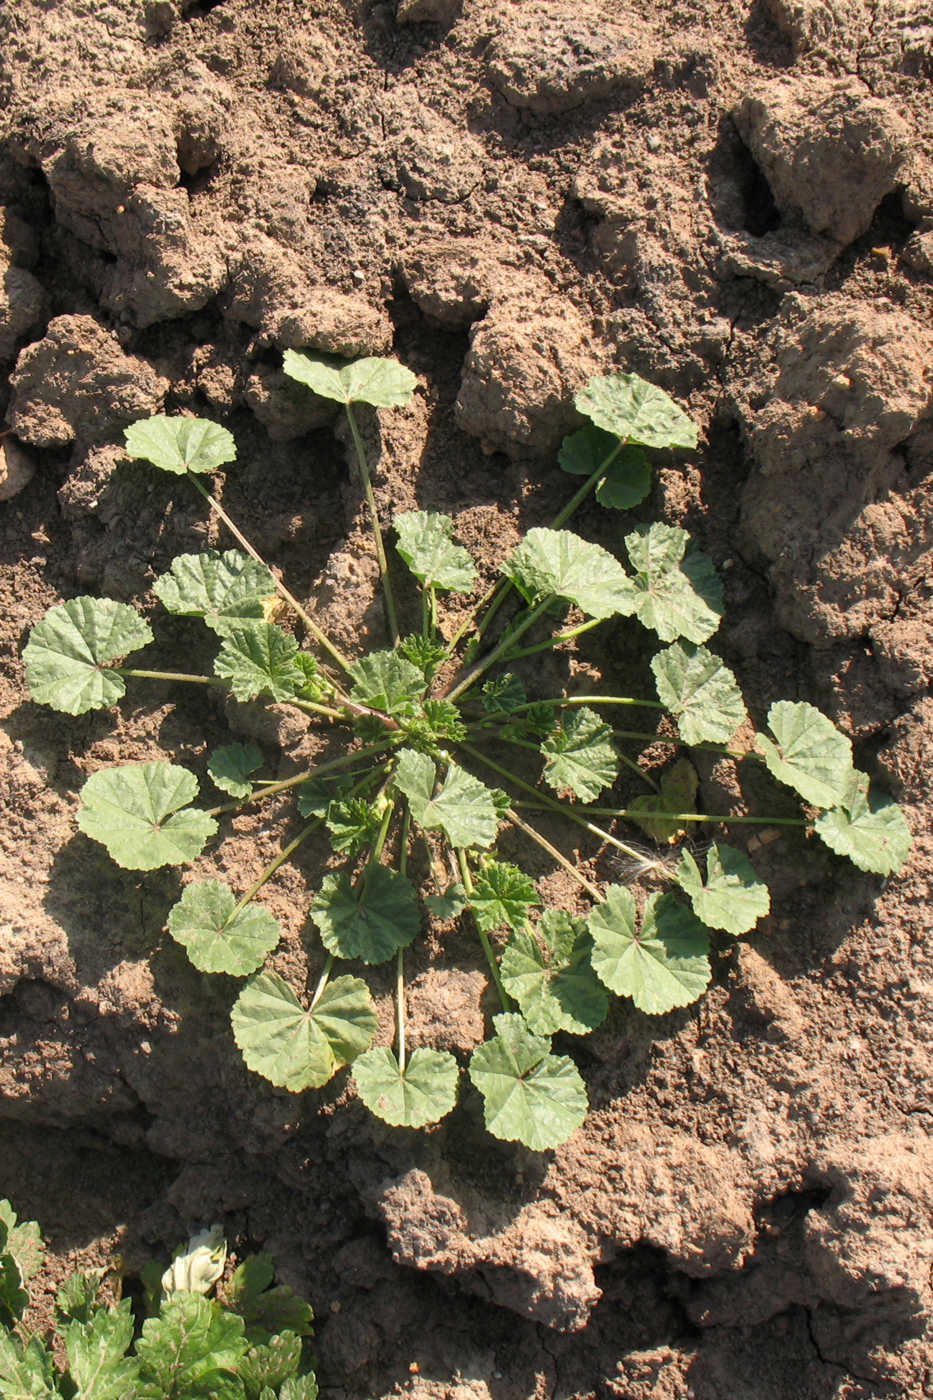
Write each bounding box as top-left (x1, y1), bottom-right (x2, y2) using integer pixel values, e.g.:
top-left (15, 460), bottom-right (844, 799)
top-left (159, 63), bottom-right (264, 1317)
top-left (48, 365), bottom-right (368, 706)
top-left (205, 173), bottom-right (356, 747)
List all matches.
top-left (207, 742), bottom-right (263, 799)
top-left (677, 844), bottom-right (770, 935)
top-left (625, 524), bottom-right (723, 643)
top-left (353, 1046), bottom-right (459, 1128)
top-left (757, 701), bottom-right (855, 809)
top-left (587, 888), bottom-right (710, 1014)
top-left (558, 424), bottom-right (652, 509)
top-left (168, 880), bottom-right (281, 975)
top-left (394, 510), bottom-right (477, 592)
top-left (77, 762), bottom-right (217, 870)
top-left (815, 771), bottom-right (912, 875)
top-left (215, 624), bottom-right (305, 702)
top-left (310, 866), bottom-right (420, 964)
top-left (502, 527), bottom-right (638, 621)
top-left (468, 1013), bottom-right (588, 1151)
top-left (24, 597), bottom-right (153, 715)
top-left (231, 971), bottom-right (378, 1091)
top-left (574, 373), bottom-right (698, 450)
top-left (501, 910), bottom-right (608, 1036)
top-left (347, 650), bottom-right (425, 716)
top-left (283, 352), bottom-right (417, 408)
top-left (153, 551), bottom-right (275, 635)
top-left (541, 705), bottom-right (619, 802)
top-left (124, 416), bottom-right (236, 474)
top-left (394, 748), bottom-right (498, 849)
top-left (651, 641), bottom-right (747, 745)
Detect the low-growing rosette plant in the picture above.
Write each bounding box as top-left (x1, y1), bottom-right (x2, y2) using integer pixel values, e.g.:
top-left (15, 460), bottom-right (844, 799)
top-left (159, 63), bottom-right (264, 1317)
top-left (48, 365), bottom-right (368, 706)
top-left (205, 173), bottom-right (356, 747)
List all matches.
top-left (23, 356), bottom-right (912, 1150)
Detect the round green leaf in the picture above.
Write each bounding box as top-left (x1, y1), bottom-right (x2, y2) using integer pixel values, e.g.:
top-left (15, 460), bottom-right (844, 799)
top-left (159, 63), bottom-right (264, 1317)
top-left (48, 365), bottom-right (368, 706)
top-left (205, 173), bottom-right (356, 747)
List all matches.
top-left (394, 748), bottom-right (499, 849)
top-left (814, 772), bottom-right (912, 875)
top-left (207, 743), bottom-right (263, 799)
top-left (677, 844), bottom-right (770, 935)
top-left (541, 705), bottom-right (619, 802)
top-left (628, 757), bottom-right (699, 844)
top-left (310, 865), bottom-right (420, 964)
top-left (502, 527), bottom-right (638, 621)
top-left (394, 510), bottom-right (477, 593)
top-left (757, 701), bottom-right (855, 809)
top-left (574, 372), bottom-right (698, 450)
top-left (231, 971), bottom-right (378, 1091)
top-left (587, 888), bottom-right (711, 1014)
top-left (23, 597), bottom-right (153, 715)
top-left (353, 1046), bottom-right (459, 1128)
top-left (77, 762), bottom-right (217, 870)
top-left (347, 649), bottom-right (426, 716)
top-left (214, 624), bottom-right (305, 702)
top-left (558, 424), bottom-right (652, 509)
top-left (124, 416), bottom-right (236, 474)
top-left (153, 551), bottom-right (276, 635)
top-left (625, 524), bottom-right (723, 644)
top-left (500, 911), bottom-right (608, 1036)
top-left (282, 352), bottom-right (417, 408)
top-left (168, 881), bottom-right (281, 975)
top-left (468, 1013), bottom-right (588, 1151)
top-left (650, 642), bottom-right (747, 745)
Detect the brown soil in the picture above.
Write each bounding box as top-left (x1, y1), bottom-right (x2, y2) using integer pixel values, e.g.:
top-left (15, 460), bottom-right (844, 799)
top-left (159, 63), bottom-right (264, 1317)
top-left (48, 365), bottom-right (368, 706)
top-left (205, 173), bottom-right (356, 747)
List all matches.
top-left (1, 2), bottom-right (932, 1397)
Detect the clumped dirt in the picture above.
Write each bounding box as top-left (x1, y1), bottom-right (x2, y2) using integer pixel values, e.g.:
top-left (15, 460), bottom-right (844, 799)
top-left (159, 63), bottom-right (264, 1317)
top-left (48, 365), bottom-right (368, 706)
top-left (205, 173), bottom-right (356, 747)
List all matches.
top-left (1, 2), bottom-right (932, 1397)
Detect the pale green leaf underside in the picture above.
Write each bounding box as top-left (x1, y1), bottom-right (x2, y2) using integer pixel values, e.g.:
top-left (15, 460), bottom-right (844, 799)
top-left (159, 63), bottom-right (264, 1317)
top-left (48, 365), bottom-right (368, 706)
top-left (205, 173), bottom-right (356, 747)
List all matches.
top-left (815, 772), bottom-right (912, 875)
top-left (625, 523), bottom-right (723, 643)
top-left (468, 1013), bottom-right (588, 1151)
top-left (347, 649), bottom-right (425, 715)
top-left (168, 880), bottom-right (281, 975)
top-left (63, 1299), bottom-right (138, 1400)
top-left (558, 424), bottom-right (652, 509)
top-left (231, 970), bottom-right (377, 1091)
top-left (282, 351), bottom-right (417, 408)
top-left (215, 624), bottom-right (305, 702)
top-left (587, 888), bottom-right (710, 1013)
top-left (24, 597), bottom-right (153, 715)
top-left (153, 550), bottom-right (276, 635)
top-left (757, 701), bottom-right (855, 809)
top-left (500, 913), bottom-right (608, 1035)
top-left (541, 705), bottom-right (619, 802)
top-left (677, 844), bottom-right (770, 935)
top-left (502, 527), bottom-right (638, 621)
top-left (310, 866), bottom-right (420, 964)
top-left (574, 372), bottom-right (698, 449)
top-left (393, 748), bottom-right (498, 849)
top-left (651, 642), bottom-right (747, 744)
top-left (394, 510), bottom-right (477, 592)
top-left (469, 860), bottom-right (538, 933)
top-left (124, 415), bottom-right (236, 474)
top-left (353, 1046), bottom-right (459, 1128)
top-left (77, 762), bottom-right (217, 870)
top-left (207, 742), bottom-right (263, 799)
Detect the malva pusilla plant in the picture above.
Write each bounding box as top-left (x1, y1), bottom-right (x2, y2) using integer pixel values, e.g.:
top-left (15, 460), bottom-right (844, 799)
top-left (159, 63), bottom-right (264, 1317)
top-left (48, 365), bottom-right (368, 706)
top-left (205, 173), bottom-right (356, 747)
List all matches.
top-left (23, 355), bottom-right (912, 1151)
top-left (0, 1199), bottom-right (318, 1399)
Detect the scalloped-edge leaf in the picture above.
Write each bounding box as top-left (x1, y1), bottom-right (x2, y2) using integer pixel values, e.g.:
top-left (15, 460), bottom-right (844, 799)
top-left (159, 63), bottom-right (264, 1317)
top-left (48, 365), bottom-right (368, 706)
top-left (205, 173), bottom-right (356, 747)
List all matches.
top-left (393, 748), bottom-right (498, 849)
top-left (814, 771), bottom-right (912, 875)
top-left (625, 523), bottom-right (723, 644)
top-left (153, 550), bottom-right (276, 635)
top-left (237, 1332), bottom-right (303, 1396)
top-left (0, 1202), bottom-right (43, 1285)
top-left (77, 762), bottom-right (217, 870)
top-left (231, 971), bottom-right (378, 1091)
top-left (24, 597), bottom-right (153, 715)
top-left (650, 642), bottom-right (747, 745)
top-left (468, 1013), bottom-right (588, 1151)
top-left (168, 880), bottom-right (281, 975)
top-left (502, 527), bottom-right (638, 621)
top-left (425, 883), bottom-right (467, 919)
top-left (500, 910), bottom-right (609, 1036)
top-left (628, 758), bottom-right (699, 844)
top-left (541, 705), bottom-right (619, 802)
top-left (124, 416), bottom-right (236, 475)
top-left (574, 373), bottom-right (698, 450)
top-left (63, 1298), bottom-right (139, 1400)
top-left (757, 700), bottom-right (855, 810)
top-left (394, 510), bottom-right (477, 593)
top-left (558, 423), bottom-right (652, 509)
top-left (282, 352), bottom-right (417, 408)
top-left (469, 860), bottom-right (538, 933)
top-left (135, 1293), bottom-right (248, 1398)
top-left (207, 742), bottom-right (263, 799)
top-left (215, 624), bottom-right (306, 702)
top-left (347, 649), bottom-right (426, 716)
top-left (353, 1046), bottom-right (459, 1128)
top-left (677, 844), bottom-right (770, 935)
top-left (310, 865), bottom-right (420, 964)
top-left (587, 888), bottom-right (711, 1014)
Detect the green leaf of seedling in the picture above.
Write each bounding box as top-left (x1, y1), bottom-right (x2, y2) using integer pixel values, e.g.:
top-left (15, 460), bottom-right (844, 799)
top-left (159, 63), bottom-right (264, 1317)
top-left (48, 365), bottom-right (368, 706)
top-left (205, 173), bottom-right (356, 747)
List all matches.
top-left (421, 699), bottom-right (466, 743)
top-left (296, 779), bottom-right (341, 820)
top-left (0, 1329), bottom-right (58, 1400)
top-left (625, 524), bottom-right (723, 644)
top-left (231, 971), bottom-right (378, 1091)
top-left (55, 1271), bottom-right (103, 1324)
top-left (651, 642), bottom-right (747, 745)
top-left (282, 352), bottom-right (417, 409)
top-left (293, 652), bottom-right (325, 701)
top-left (399, 633), bottom-right (448, 679)
top-left (574, 372), bottom-right (698, 450)
top-left (481, 673), bottom-right (526, 715)
top-left (135, 1293), bottom-right (248, 1399)
top-left (394, 511), bottom-right (477, 593)
top-left (153, 551), bottom-right (276, 636)
top-left (207, 743), bottom-right (263, 799)
top-left (124, 415), bottom-right (237, 475)
top-left (677, 844), bottom-right (770, 934)
top-left (559, 424), bottom-right (652, 509)
top-left (353, 1046), bottom-right (460, 1128)
top-left (628, 758), bottom-right (699, 844)
top-left (237, 1331), bottom-right (302, 1396)
top-left (324, 799), bottom-right (384, 856)
top-left (226, 1255), bottom-right (314, 1344)
top-left (24, 597), bottom-right (153, 715)
top-left (500, 910), bottom-right (609, 1036)
top-left (63, 1298), bottom-right (139, 1400)
top-left (215, 624), bottom-right (306, 703)
top-left (469, 860), bottom-right (538, 932)
top-left (425, 883), bottom-right (467, 919)
top-left (541, 705), bottom-right (619, 802)
top-left (0, 1257), bottom-right (27, 1331)
top-left (503, 527), bottom-right (638, 621)
top-left (815, 771), bottom-right (913, 875)
top-left (393, 748), bottom-right (498, 849)
top-left (168, 881), bottom-right (281, 976)
top-left (588, 888), bottom-right (711, 1014)
top-left (310, 866), bottom-right (420, 964)
top-left (281, 1376), bottom-right (319, 1400)
top-left (468, 1013), bottom-right (588, 1151)
top-left (78, 762), bottom-right (217, 870)
top-left (347, 649), bottom-right (426, 716)
top-left (0, 1202), bottom-right (43, 1285)
top-left (757, 701), bottom-right (855, 810)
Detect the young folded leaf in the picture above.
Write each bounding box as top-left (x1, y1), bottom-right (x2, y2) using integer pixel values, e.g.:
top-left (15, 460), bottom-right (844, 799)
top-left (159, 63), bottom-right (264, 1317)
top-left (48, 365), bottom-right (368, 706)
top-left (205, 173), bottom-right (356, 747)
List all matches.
top-left (394, 511), bottom-right (477, 592)
top-left (393, 748), bottom-right (498, 849)
top-left (541, 705), bottom-right (619, 802)
top-left (282, 352), bottom-right (417, 408)
top-left (468, 1012), bottom-right (588, 1151)
top-left (558, 424), bottom-right (652, 509)
top-left (237, 1331), bottom-right (303, 1395)
top-left (469, 860), bottom-right (538, 932)
top-left (353, 1046), bottom-right (459, 1128)
top-left (574, 372), bottom-right (698, 450)
top-left (757, 701), bottom-right (855, 810)
top-left (168, 880), bottom-right (281, 975)
top-left (215, 623), bottom-right (306, 702)
top-left (24, 597), bottom-right (153, 715)
top-left (650, 642), bottom-right (747, 745)
top-left (676, 844), bottom-right (770, 935)
top-left (587, 888), bottom-right (711, 1014)
top-left (814, 771), bottom-right (912, 875)
top-left (628, 758), bottom-right (699, 844)
top-left (481, 673), bottom-right (526, 715)
top-left (325, 798), bottom-right (384, 856)
top-left (231, 970), bottom-right (377, 1091)
top-left (124, 415), bottom-right (236, 474)
top-left (77, 762), bottom-right (217, 870)
top-left (153, 550), bottom-right (276, 635)
top-left (310, 866), bottom-right (420, 964)
top-left (500, 910), bottom-right (608, 1036)
top-left (207, 742), bottom-right (264, 799)
top-left (502, 527), bottom-right (638, 620)
top-left (625, 523), bottom-right (723, 644)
